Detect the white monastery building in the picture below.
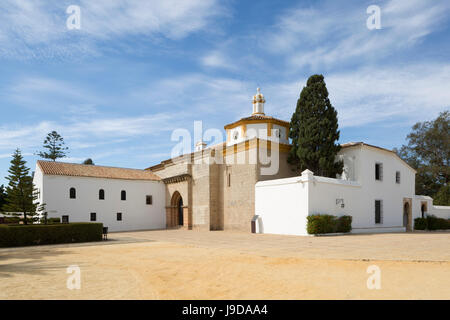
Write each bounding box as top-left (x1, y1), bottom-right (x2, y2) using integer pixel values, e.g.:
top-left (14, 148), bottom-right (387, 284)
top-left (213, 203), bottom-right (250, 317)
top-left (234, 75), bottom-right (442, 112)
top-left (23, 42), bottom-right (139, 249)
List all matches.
top-left (33, 161), bottom-right (165, 232)
top-left (33, 88), bottom-right (450, 234)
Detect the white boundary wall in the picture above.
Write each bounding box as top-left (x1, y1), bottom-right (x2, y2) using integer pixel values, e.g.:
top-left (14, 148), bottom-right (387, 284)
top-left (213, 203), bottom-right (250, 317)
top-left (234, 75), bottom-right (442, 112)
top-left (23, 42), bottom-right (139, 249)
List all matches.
top-left (255, 169), bottom-right (410, 236)
top-left (413, 195), bottom-right (450, 219)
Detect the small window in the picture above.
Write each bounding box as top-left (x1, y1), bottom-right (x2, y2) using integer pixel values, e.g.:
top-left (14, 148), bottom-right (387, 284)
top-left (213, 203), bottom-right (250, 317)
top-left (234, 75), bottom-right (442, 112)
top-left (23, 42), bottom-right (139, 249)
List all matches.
top-left (146, 195), bottom-right (153, 205)
top-left (227, 173), bottom-right (231, 187)
top-left (375, 163), bottom-right (383, 181)
top-left (99, 189), bottom-right (105, 200)
top-left (69, 187), bottom-right (76, 199)
top-left (375, 200), bottom-right (382, 224)
top-left (121, 190), bottom-right (126, 201)
top-left (117, 212), bottom-right (122, 221)
top-left (395, 171), bottom-right (400, 184)
top-left (62, 215), bottom-right (69, 224)
top-left (90, 212), bottom-right (96, 222)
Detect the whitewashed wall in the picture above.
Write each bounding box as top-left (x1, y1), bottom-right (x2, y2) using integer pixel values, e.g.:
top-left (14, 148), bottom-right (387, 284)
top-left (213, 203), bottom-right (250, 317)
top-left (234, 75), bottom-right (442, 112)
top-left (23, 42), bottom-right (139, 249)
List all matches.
top-left (255, 176), bottom-right (309, 235)
top-left (431, 206), bottom-right (450, 219)
top-left (33, 167), bottom-right (166, 232)
top-left (255, 145), bottom-right (420, 236)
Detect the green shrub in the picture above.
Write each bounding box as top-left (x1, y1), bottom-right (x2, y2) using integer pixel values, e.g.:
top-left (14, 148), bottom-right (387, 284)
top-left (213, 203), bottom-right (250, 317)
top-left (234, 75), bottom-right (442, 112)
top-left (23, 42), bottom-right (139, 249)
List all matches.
top-left (415, 215), bottom-right (450, 230)
top-left (426, 215), bottom-right (450, 230)
top-left (336, 215), bottom-right (352, 233)
top-left (3, 217), bottom-right (21, 224)
top-left (414, 217), bottom-right (427, 230)
top-left (307, 214), bottom-right (352, 235)
top-left (0, 223), bottom-right (103, 247)
top-left (42, 217), bottom-right (61, 224)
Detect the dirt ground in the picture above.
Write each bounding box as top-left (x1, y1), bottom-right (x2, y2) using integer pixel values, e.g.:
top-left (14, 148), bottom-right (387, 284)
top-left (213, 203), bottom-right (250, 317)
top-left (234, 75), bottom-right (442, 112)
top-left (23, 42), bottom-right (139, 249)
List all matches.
top-left (0, 230), bottom-right (449, 299)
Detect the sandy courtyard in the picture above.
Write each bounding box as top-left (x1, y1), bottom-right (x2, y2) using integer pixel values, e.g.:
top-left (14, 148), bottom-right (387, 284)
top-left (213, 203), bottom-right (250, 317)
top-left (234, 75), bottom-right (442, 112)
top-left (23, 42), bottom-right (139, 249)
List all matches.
top-left (0, 230), bottom-right (449, 299)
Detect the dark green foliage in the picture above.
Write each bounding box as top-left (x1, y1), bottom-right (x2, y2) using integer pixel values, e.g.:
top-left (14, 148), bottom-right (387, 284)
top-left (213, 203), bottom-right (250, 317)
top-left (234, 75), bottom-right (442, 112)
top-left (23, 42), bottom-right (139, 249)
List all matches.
top-left (335, 215), bottom-right (353, 233)
top-left (395, 111), bottom-right (449, 204)
top-left (37, 131), bottom-right (68, 161)
top-left (433, 185), bottom-right (450, 206)
top-left (0, 184), bottom-right (6, 209)
top-left (413, 218), bottom-right (427, 230)
top-left (426, 215), bottom-right (450, 230)
top-left (0, 223), bottom-right (103, 247)
top-left (307, 214), bottom-right (352, 234)
top-left (288, 75), bottom-right (343, 177)
top-left (414, 215), bottom-right (450, 230)
top-left (2, 216), bottom-right (21, 224)
top-left (2, 149), bottom-right (38, 225)
top-left (82, 158), bottom-right (95, 165)
top-left (47, 217), bottom-right (61, 224)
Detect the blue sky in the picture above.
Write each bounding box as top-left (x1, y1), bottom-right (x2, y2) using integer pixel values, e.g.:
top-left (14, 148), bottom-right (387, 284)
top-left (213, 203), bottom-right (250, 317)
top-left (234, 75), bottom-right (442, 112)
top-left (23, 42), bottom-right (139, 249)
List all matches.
top-left (0, 0), bottom-right (449, 186)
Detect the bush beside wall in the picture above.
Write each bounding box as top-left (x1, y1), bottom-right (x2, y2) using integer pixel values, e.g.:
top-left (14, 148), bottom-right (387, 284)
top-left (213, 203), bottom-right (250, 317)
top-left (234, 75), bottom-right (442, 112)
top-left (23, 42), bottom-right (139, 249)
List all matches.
top-left (307, 214), bottom-right (352, 235)
top-left (414, 215), bottom-right (450, 231)
top-left (414, 218), bottom-right (427, 230)
top-left (0, 223), bottom-right (103, 247)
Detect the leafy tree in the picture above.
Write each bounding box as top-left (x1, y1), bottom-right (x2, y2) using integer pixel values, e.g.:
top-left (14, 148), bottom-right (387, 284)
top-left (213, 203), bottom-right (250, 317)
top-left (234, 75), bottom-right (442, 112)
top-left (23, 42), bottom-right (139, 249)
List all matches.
top-left (396, 111), bottom-right (449, 204)
top-left (37, 131), bottom-right (69, 161)
top-left (433, 185), bottom-right (450, 206)
top-left (82, 158), bottom-right (95, 165)
top-left (288, 74), bottom-right (343, 177)
top-left (2, 149), bottom-right (38, 224)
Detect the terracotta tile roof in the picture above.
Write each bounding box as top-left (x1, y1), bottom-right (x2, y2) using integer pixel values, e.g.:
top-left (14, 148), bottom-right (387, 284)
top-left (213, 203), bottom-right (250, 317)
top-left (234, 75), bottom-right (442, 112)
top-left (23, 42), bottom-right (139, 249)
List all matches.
top-left (224, 115), bottom-right (290, 129)
top-left (37, 160), bottom-right (161, 181)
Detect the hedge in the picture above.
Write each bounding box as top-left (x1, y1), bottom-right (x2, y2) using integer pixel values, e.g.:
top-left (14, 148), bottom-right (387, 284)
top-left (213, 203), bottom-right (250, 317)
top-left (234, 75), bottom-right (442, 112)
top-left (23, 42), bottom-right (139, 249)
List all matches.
top-left (414, 215), bottom-right (450, 231)
top-left (307, 214), bottom-right (352, 235)
top-left (0, 223), bottom-right (103, 247)
top-left (413, 218), bottom-right (427, 230)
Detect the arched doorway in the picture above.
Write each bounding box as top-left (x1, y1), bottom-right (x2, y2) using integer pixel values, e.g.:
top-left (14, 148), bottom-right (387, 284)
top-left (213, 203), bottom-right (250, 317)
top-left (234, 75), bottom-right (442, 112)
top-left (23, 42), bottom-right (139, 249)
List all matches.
top-left (167, 191), bottom-right (189, 228)
top-left (403, 202), bottom-right (409, 227)
top-left (177, 197), bottom-right (184, 226)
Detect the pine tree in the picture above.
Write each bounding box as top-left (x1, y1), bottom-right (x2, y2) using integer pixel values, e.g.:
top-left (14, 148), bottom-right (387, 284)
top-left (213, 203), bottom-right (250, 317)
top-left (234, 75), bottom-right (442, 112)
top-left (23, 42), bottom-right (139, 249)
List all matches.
top-left (288, 74), bottom-right (343, 177)
top-left (37, 131), bottom-right (68, 161)
top-left (0, 184), bottom-right (6, 210)
top-left (2, 149), bottom-right (38, 224)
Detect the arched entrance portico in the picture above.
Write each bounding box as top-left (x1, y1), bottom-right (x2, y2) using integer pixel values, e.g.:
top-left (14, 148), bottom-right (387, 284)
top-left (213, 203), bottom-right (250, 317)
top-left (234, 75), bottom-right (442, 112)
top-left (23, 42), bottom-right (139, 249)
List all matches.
top-left (166, 191), bottom-right (191, 229)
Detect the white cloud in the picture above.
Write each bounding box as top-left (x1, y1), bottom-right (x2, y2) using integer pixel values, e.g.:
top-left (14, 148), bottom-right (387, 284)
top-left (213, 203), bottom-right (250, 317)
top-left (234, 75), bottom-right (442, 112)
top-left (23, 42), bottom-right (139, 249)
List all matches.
top-left (0, 0), bottom-right (226, 58)
top-left (201, 51), bottom-right (235, 70)
top-left (264, 0), bottom-right (450, 69)
top-left (262, 63), bottom-right (450, 128)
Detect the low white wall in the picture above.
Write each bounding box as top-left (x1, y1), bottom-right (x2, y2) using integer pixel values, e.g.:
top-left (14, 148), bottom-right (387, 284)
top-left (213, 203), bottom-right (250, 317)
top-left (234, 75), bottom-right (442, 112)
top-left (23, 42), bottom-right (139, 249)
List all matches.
top-left (255, 169), bottom-right (412, 236)
top-left (431, 206), bottom-right (450, 219)
top-left (255, 176), bottom-right (309, 236)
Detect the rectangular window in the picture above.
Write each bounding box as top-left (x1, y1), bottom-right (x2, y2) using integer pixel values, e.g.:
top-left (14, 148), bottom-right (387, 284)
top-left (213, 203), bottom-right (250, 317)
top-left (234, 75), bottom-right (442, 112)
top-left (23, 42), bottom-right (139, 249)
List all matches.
top-left (395, 171), bottom-right (400, 184)
top-left (146, 195), bottom-right (153, 205)
top-left (227, 173), bottom-right (231, 187)
top-left (62, 215), bottom-right (69, 224)
top-left (375, 200), bottom-right (382, 224)
top-left (117, 212), bottom-right (122, 221)
top-left (90, 212), bottom-right (96, 222)
top-left (375, 163), bottom-right (383, 181)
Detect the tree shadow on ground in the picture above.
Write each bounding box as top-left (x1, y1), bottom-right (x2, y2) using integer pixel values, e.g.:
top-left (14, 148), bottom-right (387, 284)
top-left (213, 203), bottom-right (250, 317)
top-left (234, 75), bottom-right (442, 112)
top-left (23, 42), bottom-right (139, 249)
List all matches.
top-left (0, 237), bottom-right (155, 278)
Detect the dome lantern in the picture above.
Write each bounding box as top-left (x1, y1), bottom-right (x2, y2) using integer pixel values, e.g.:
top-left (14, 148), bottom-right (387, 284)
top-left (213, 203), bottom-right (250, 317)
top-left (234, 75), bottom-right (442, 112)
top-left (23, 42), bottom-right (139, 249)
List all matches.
top-left (252, 88), bottom-right (265, 115)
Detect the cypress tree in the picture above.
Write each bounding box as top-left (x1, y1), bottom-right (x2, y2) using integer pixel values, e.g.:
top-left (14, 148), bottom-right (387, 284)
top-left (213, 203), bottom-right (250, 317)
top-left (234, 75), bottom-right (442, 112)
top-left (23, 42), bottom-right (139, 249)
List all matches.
top-left (2, 149), bottom-right (38, 224)
top-left (288, 74), bottom-right (343, 177)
